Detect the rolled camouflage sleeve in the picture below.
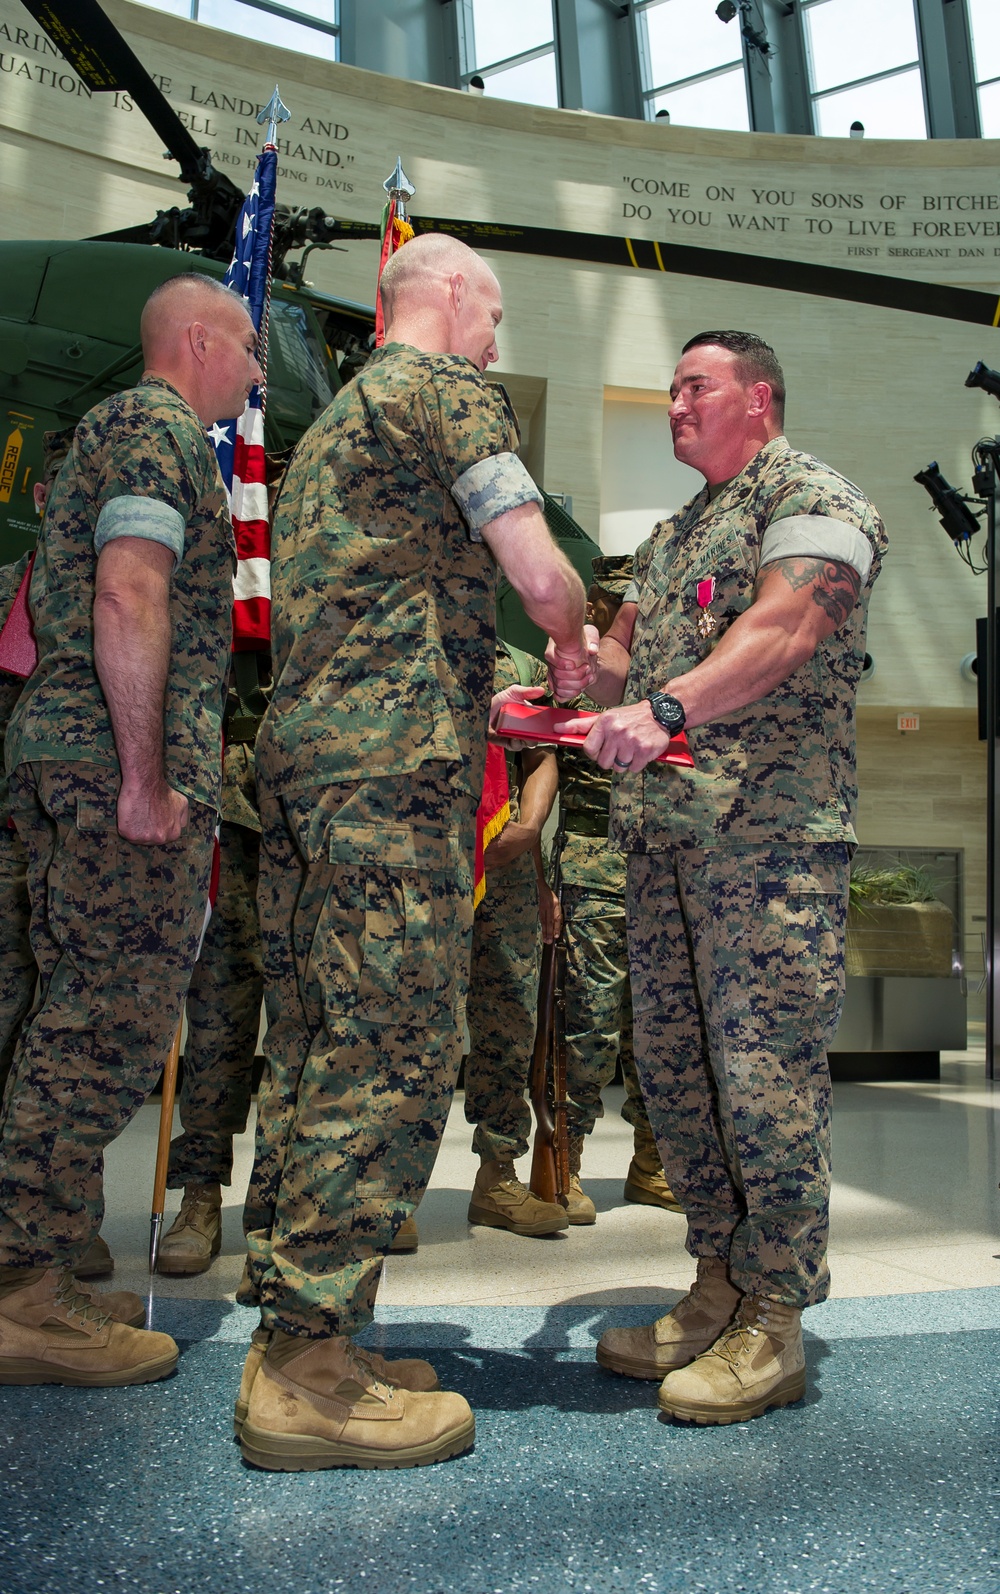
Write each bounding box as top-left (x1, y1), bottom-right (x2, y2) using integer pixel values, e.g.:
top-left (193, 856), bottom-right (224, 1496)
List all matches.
top-left (759, 514), bottom-right (873, 584)
top-left (83, 396), bottom-right (212, 558)
top-left (411, 364), bottom-right (538, 540)
top-left (451, 453), bottom-right (542, 540)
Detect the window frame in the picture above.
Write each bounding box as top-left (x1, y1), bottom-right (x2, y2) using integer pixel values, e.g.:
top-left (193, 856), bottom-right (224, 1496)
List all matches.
top-left (800, 0), bottom-right (925, 135)
top-left (634, 0), bottom-right (749, 124)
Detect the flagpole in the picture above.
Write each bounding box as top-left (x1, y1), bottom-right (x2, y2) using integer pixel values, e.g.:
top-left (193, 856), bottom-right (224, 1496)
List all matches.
top-left (375, 158), bottom-right (416, 348)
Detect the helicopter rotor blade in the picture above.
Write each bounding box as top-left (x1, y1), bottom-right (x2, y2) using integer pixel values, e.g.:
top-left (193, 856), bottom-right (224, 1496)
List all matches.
top-left (330, 214), bottom-right (1000, 330)
top-left (21, 0), bottom-right (212, 185)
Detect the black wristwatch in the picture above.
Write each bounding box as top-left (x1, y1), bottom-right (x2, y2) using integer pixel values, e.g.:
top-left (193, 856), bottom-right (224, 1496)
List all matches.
top-left (647, 691), bottom-right (687, 735)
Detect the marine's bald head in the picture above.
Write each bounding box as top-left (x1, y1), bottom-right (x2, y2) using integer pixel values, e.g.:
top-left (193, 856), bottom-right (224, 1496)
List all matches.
top-left (139, 273), bottom-right (261, 425)
top-left (379, 234), bottom-right (497, 320)
top-left (379, 233), bottom-right (503, 372)
top-left (140, 274), bottom-right (247, 366)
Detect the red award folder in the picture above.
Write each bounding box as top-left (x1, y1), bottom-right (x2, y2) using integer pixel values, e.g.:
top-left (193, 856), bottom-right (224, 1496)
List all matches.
top-left (493, 702), bottom-right (695, 767)
top-left (0, 553), bottom-right (38, 680)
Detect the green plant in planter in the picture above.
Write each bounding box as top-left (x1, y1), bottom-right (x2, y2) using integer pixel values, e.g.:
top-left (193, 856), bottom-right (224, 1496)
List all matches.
top-left (848, 864), bottom-right (938, 912)
top-left (846, 864), bottom-right (953, 978)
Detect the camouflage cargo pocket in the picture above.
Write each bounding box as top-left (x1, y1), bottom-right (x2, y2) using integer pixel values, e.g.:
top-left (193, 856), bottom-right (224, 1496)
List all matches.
top-left (327, 822), bottom-right (473, 1027)
top-left (750, 850), bottom-right (848, 1059)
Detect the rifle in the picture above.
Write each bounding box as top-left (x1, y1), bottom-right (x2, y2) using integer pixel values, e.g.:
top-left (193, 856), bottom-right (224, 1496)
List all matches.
top-left (528, 818), bottom-right (570, 1207)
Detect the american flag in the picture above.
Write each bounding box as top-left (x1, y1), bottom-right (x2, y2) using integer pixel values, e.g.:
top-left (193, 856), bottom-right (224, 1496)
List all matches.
top-left (208, 143), bottom-right (278, 650)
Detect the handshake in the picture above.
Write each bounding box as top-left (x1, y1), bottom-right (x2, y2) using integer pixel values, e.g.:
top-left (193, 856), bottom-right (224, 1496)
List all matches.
top-left (544, 623), bottom-right (601, 703)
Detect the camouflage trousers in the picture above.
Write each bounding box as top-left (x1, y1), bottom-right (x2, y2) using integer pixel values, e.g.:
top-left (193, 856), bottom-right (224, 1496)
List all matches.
top-left (627, 844), bottom-right (849, 1309)
top-left (463, 851), bottom-right (540, 1162)
top-left (167, 820), bottom-right (262, 1189)
top-left (561, 884), bottom-right (652, 1143)
top-left (0, 821), bottom-right (35, 1097)
top-left (0, 761), bottom-right (217, 1266)
top-left (242, 773), bottom-right (476, 1338)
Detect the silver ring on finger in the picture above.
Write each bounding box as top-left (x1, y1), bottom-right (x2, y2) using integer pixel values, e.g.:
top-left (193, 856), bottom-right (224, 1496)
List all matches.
top-left (614, 756), bottom-right (632, 769)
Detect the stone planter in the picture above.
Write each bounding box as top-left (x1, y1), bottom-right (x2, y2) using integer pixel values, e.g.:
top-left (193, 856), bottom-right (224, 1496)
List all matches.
top-left (844, 899), bottom-right (955, 979)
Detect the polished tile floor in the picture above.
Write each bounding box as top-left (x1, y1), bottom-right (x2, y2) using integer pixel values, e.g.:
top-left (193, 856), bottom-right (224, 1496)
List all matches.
top-left (1, 1052), bottom-right (997, 1594)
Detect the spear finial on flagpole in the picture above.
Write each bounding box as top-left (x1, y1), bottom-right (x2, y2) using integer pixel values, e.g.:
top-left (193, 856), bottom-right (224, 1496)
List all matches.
top-left (258, 86), bottom-right (291, 146)
top-left (383, 157), bottom-right (415, 223)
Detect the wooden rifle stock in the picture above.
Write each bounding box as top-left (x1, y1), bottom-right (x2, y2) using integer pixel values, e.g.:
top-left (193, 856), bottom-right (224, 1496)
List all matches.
top-left (528, 823), bottom-right (570, 1206)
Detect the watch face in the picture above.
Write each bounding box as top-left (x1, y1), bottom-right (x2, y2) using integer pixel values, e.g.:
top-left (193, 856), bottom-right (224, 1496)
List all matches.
top-left (649, 693), bottom-right (685, 733)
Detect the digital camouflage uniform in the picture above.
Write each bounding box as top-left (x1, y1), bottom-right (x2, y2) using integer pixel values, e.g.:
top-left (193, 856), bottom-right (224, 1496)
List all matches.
top-left (611, 436), bottom-right (887, 1308)
top-left (463, 640), bottom-right (548, 1163)
top-left (0, 377), bottom-right (234, 1267)
top-left (242, 342), bottom-right (542, 1339)
top-left (166, 737), bottom-right (263, 1189)
top-left (0, 554), bottom-right (35, 1098)
top-left (556, 714), bottom-right (651, 1143)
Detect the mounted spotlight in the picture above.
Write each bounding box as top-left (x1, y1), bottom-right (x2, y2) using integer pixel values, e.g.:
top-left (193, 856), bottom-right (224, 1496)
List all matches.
top-left (715, 1), bottom-right (772, 55)
top-left (966, 361), bottom-right (1000, 402)
top-left (914, 461), bottom-right (982, 548)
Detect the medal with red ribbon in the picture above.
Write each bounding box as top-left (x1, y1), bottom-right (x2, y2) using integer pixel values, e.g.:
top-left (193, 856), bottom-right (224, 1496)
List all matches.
top-left (696, 576), bottom-right (717, 640)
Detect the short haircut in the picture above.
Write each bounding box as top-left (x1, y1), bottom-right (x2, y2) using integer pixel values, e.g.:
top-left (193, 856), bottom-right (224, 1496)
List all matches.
top-left (681, 330), bottom-right (785, 424)
top-left (379, 233), bottom-right (493, 320)
top-left (140, 272), bottom-right (247, 359)
top-left (143, 272), bottom-right (245, 317)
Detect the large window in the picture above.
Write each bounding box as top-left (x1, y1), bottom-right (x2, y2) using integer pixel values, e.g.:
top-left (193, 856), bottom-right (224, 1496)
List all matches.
top-left (968, 0), bottom-right (1000, 137)
top-left (802, 0), bottom-right (926, 138)
top-left (462, 0), bottom-right (559, 108)
top-left (135, 0), bottom-right (339, 62)
top-left (636, 0), bottom-right (749, 131)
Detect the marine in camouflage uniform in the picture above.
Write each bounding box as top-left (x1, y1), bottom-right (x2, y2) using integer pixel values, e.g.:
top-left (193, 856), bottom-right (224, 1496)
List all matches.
top-left (234, 239), bottom-right (586, 1473)
top-left (577, 332), bottom-right (886, 1424)
top-left (555, 558), bottom-right (679, 1216)
top-left (463, 640), bottom-right (566, 1237)
top-left (0, 370), bottom-right (236, 1278)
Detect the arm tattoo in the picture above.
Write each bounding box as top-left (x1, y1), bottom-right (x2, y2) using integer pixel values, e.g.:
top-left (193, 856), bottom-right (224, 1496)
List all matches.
top-left (755, 556), bottom-right (862, 628)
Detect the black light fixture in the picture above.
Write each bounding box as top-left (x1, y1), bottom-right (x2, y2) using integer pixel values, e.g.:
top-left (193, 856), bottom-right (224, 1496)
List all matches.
top-left (914, 461), bottom-right (983, 551)
top-left (468, 74), bottom-right (485, 95)
top-left (715, 1), bottom-right (772, 56)
top-left (966, 361), bottom-right (1000, 402)
top-left (850, 120), bottom-right (865, 138)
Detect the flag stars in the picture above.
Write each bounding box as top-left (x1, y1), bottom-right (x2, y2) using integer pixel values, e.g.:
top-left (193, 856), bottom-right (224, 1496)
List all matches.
top-left (207, 423), bottom-right (231, 448)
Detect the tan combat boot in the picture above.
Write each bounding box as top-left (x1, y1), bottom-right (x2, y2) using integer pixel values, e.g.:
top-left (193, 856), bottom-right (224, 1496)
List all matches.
top-left (156, 1183), bottom-right (223, 1276)
top-left (564, 1136), bottom-right (596, 1226)
top-left (468, 1160), bottom-right (568, 1237)
top-left (73, 1234), bottom-right (115, 1279)
top-left (239, 1331), bottom-right (475, 1471)
top-left (596, 1256), bottom-right (741, 1379)
top-left (390, 1215), bottom-right (419, 1253)
top-left (623, 1122), bottom-right (683, 1213)
top-left (0, 1268), bottom-right (178, 1386)
top-left (233, 1326), bottom-right (442, 1438)
top-left (657, 1294), bottom-right (805, 1424)
top-left (75, 1280), bottom-right (147, 1330)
